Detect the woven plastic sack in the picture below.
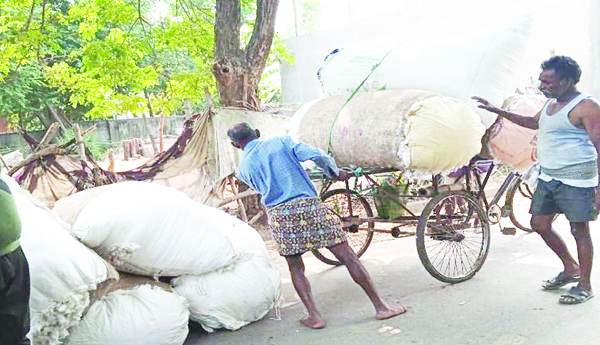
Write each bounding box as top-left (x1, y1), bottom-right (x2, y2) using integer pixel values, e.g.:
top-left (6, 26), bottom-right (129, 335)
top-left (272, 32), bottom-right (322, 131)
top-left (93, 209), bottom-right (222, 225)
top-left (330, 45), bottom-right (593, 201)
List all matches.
top-left (317, 16), bottom-right (532, 128)
top-left (72, 181), bottom-right (237, 277)
top-left (289, 90), bottom-right (485, 173)
top-left (487, 94), bottom-right (546, 170)
top-left (2, 173), bottom-right (113, 345)
top-left (64, 284), bottom-right (189, 345)
top-left (172, 255), bottom-right (281, 332)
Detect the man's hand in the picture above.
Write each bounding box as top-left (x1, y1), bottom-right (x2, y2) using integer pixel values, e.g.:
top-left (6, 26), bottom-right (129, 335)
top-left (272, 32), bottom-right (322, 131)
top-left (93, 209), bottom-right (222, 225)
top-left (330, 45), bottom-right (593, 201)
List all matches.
top-left (472, 96), bottom-right (502, 114)
top-left (334, 171), bottom-right (352, 181)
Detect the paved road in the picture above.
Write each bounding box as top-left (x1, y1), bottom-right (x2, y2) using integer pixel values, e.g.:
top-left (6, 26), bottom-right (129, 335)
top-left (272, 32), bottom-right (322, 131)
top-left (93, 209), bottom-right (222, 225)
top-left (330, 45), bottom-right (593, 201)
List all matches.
top-left (184, 206), bottom-right (600, 345)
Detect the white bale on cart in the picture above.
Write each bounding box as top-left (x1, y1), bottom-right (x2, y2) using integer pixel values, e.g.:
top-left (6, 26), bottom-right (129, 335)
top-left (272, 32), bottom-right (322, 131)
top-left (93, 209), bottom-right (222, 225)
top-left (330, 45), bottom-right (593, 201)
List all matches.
top-left (2, 173), bottom-right (114, 345)
top-left (317, 16), bottom-right (532, 128)
top-left (289, 89), bottom-right (486, 173)
top-left (71, 181), bottom-right (237, 277)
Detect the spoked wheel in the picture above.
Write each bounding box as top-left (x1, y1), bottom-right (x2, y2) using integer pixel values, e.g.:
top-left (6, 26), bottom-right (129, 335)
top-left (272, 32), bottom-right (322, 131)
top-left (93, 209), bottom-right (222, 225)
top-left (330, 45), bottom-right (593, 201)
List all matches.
top-left (417, 191), bottom-right (491, 283)
top-left (505, 177), bottom-right (535, 232)
top-left (312, 189), bottom-right (374, 265)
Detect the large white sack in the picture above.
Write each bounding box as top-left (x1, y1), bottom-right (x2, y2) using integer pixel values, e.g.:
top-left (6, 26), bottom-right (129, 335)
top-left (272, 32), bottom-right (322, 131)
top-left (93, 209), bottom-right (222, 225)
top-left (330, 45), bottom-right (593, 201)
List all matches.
top-left (2, 173), bottom-right (113, 345)
top-left (172, 256), bottom-right (282, 332)
top-left (51, 185), bottom-right (112, 226)
top-left (290, 90), bottom-right (486, 173)
top-left (72, 181), bottom-right (237, 277)
top-left (64, 284), bottom-right (189, 345)
top-left (317, 16), bottom-right (532, 128)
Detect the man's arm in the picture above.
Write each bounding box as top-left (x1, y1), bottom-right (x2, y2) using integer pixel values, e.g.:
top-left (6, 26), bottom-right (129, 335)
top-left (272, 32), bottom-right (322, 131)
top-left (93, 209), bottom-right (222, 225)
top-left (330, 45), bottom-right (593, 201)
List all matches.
top-left (576, 99), bottom-right (600, 209)
top-left (285, 137), bottom-right (345, 179)
top-left (472, 96), bottom-right (541, 129)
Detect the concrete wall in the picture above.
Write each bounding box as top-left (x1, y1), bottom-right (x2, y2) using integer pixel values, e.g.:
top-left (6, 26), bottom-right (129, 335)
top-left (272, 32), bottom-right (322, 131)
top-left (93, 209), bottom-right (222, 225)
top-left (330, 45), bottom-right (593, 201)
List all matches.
top-left (0, 116), bottom-right (186, 149)
top-left (281, 0), bottom-right (599, 104)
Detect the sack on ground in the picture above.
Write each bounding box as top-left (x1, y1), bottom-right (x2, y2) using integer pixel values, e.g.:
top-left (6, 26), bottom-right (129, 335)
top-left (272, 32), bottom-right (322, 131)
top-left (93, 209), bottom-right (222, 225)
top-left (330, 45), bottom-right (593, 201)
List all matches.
top-left (3, 173), bottom-right (113, 345)
top-left (72, 181), bottom-right (238, 277)
top-left (64, 280), bottom-right (189, 345)
top-left (172, 256), bottom-right (282, 332)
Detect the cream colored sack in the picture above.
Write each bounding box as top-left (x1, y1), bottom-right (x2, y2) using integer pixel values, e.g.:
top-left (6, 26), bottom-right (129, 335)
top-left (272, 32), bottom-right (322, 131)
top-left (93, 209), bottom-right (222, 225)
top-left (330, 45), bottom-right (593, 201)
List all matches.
top-left (290, 90), bottom-right (485, 173)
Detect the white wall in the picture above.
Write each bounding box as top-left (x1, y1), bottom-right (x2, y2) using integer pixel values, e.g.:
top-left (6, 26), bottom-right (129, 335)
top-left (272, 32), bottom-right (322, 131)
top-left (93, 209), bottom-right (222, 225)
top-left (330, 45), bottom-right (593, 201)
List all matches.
top-left (281, 0), bottom-right (599, 104)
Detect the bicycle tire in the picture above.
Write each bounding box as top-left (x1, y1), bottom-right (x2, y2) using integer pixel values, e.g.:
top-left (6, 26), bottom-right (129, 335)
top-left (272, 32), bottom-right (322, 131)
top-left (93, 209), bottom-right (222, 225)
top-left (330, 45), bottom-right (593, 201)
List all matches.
top-left (505, 177), bottom-right (534, 232)
top-left (416, 191), bottom-right (491, 283)
top-left (311, 189), bottom-right (374, 265)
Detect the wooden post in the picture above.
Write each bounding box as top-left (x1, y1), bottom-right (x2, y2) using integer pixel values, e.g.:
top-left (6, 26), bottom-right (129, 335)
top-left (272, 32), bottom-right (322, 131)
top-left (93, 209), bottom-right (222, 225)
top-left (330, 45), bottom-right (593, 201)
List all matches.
top-left (204, 87), bottom-right (214, 111)
top-left (107, 150), bottom-right (115, 173)
top-left (184, 99), bottom-right (192, 120)
top-left (228, 175), bottom-right (248, 222)
top-left (35, 122), bottom-right (60, 152)
top-left (159, 116), bottom-right (164, 152)
top-left (73, 124), bottom-right (85, 161)
top-left (123, 140), bottom-right (131, 160)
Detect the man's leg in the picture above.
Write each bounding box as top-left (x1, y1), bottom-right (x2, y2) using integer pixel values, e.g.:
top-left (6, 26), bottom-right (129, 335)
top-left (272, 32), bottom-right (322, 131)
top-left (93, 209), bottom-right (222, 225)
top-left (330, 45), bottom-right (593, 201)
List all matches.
top-left (570, 222), bottom-right (593, 291)
top-left (284, 255), bottom-right (325, 329)
top-left (327, 242), bottom-right (406, 320)
top-left (531, 215), bottom-right (580, 277)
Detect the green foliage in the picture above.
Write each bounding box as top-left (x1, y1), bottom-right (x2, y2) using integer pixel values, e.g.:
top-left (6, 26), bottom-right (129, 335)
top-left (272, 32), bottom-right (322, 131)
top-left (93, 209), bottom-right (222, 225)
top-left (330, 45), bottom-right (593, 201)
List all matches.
top-left (1, 0), bottom-right (294, 128)
top-left (57, 128), bottom-right (119, 160)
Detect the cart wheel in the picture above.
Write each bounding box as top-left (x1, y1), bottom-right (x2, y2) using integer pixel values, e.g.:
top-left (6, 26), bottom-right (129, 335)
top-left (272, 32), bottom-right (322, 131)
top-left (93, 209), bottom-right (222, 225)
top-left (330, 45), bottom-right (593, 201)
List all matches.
top-left (505, 177), bottom-right (535, 232)
top-left (311, 189), bottom-right (374, 265)
top-left (416, 191), bottom-right (490, 283)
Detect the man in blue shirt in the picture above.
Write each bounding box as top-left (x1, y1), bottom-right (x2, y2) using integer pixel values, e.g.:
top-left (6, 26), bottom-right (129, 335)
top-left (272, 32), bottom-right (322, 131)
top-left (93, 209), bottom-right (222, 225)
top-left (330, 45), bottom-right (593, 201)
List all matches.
top-left (228, 123), bottom-right (406, 329)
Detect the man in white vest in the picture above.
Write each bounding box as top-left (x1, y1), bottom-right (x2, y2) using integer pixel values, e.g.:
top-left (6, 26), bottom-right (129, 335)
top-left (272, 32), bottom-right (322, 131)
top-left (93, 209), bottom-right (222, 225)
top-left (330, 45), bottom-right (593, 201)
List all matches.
top-left (474, 56), bottom-right (600, 304)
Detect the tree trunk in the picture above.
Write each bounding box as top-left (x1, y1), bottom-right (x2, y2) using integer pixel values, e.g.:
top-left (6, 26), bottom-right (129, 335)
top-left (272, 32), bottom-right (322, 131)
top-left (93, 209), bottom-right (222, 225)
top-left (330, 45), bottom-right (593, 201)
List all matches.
top-left (214, 0), bottom-right (280, 225)
top-left (214, 0), bottom-right (279, 109)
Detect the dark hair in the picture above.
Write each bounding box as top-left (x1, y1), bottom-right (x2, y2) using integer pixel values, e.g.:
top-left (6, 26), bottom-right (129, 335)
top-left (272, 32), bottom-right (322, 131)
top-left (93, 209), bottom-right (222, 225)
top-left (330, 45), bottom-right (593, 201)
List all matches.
top-left (227, 122), bottom-right (257, 145)
top-left (541, 56), bottom-right (581, 83)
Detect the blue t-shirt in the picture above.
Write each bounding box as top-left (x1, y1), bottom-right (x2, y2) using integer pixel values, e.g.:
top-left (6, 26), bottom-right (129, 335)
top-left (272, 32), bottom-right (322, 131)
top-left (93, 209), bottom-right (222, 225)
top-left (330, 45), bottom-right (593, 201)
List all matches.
top-left (237, 136), bottom-right (340, 207)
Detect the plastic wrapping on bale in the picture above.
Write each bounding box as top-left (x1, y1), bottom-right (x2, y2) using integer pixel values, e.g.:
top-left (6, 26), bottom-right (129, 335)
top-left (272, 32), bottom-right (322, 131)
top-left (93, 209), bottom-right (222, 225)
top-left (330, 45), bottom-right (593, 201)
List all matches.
top-left (63, 284), bottom-right (190, 345)
top-left (72, 181), bottom-right (237, 277)
top-left (317, 16), bottom-right (532, 128)
top-left (487, 94), bottom-right (546, 170)
top-left (289, 90), bottom-right (485, 173)
top-left (2, 173), bottom-right (114, 345)
top-left (172, 256), bottom-right (281, 332)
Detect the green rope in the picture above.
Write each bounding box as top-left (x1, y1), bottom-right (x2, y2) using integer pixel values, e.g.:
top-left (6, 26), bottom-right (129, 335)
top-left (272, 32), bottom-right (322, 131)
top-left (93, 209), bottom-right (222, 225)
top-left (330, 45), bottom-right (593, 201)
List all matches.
top-left (326, 43), bottom-right (403, 157)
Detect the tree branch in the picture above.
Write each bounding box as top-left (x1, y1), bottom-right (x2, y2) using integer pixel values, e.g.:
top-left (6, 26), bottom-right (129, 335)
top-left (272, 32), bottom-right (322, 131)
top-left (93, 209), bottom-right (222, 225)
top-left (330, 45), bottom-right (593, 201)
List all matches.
top-left (22, 0), bottom-right (37, 32)
top-left (214, 0), bottom-right (243, 59)
top-left (246, 0), bottom-right (279, 79)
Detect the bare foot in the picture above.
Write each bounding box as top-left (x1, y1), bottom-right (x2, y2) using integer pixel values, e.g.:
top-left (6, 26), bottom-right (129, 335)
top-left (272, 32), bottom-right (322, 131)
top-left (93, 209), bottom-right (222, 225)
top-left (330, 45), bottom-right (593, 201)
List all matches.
top-left (300, 316), bottom-right (326, 329)
top-left (375, 304), bottom-right (407, 320)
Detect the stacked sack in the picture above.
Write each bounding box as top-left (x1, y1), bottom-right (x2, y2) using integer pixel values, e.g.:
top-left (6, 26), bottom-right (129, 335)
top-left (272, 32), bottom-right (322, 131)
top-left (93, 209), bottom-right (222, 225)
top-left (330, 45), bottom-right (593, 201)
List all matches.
top-left (1, 172), bottom-right (115, 345)
top-left (53, 181), bottom-right (282, 338)
top-left (64, 274), bottom-right (190, 345)
top-left (486, 94), bottom-right (546, 170)
top-left (317, 15), bottom-right (532, 129)
top-left (289, 89), bottom-right (486, 173)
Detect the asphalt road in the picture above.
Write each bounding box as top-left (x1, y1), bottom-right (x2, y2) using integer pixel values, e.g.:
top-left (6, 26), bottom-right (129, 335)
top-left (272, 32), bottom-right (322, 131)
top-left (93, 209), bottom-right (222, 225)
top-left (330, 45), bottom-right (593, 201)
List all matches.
top-left (184, 202), bottom-right (600, 345)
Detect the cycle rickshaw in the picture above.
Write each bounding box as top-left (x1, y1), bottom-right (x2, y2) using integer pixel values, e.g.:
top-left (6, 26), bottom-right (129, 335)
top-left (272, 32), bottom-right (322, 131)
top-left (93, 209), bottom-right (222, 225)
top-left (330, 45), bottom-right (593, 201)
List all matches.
top-left (309, 158), bottom-right (536, 284)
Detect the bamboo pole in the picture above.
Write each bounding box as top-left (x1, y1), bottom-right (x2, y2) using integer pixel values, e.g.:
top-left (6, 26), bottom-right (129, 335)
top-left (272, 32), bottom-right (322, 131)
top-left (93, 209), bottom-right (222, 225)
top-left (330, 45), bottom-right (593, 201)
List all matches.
top-left (228, 175), bottom-right (248, 222)
top-left (73, 124), bottom-right (85, 161)
top-left (35, 122), bottom-right (60, 152)
top-left (217, 189), bottom-right (260, 207)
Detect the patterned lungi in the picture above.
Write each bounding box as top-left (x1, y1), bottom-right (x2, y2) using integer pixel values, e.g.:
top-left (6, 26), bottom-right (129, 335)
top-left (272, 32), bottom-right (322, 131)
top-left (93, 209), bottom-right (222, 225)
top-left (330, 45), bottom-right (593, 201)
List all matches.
top-left (267, 197), bottom-right (347, 256)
